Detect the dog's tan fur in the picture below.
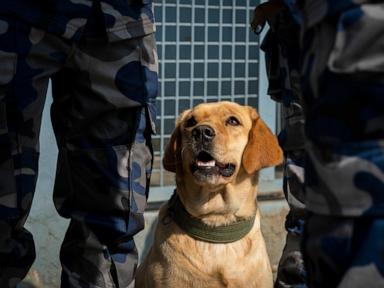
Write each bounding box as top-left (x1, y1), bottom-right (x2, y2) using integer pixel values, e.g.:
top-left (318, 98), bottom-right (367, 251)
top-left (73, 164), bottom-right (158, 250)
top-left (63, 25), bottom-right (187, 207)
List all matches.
top-left (135, 101), bottom-right (283, 288)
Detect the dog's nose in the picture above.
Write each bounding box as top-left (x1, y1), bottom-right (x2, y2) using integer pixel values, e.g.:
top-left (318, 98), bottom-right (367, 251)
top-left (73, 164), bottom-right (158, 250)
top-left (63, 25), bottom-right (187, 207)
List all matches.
top-left (192, 125), bottom-right (215, 142)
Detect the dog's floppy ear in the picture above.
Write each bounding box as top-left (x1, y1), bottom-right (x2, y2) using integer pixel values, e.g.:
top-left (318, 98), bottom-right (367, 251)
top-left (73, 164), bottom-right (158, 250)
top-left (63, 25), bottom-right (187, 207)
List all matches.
top-left (242, 107), bottom-right (283, 174)
top-left (163, 110), bottom-right (190, 172)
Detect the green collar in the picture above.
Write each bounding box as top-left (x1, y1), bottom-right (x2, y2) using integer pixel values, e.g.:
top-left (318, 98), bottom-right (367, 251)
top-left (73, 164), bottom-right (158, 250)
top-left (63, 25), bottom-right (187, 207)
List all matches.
top-left (167, 193), bottom-right (256, 244)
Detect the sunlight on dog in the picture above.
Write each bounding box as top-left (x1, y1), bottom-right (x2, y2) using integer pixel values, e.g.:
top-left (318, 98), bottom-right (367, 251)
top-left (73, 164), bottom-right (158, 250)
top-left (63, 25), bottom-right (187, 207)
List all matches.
top-left (136, 101), bottom-right (283, 288)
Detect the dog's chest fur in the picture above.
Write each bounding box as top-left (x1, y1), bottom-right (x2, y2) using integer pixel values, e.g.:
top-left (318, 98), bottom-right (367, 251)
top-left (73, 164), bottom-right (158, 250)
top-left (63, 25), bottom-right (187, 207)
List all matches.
top-left (141, 206), bottom-right (272, 288)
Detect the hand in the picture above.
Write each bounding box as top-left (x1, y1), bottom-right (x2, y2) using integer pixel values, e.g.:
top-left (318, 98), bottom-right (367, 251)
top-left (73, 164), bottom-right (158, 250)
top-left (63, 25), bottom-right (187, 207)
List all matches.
top-left (251, 0), bottom-right (284, 34)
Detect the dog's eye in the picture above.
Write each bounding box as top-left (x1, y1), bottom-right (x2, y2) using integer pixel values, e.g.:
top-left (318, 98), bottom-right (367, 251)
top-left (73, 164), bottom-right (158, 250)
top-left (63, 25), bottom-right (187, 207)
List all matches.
top-left (185, 117), bottom-right (197, 128)
top-left (226, 116), bottom-right (241, 126)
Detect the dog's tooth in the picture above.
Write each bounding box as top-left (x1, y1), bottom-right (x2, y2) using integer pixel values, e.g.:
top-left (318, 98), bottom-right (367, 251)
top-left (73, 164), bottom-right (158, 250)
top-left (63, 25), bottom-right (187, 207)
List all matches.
top-left (197, 160), bottom-right (216, 167)
top-left (208, 161), bottom-right (216, 167)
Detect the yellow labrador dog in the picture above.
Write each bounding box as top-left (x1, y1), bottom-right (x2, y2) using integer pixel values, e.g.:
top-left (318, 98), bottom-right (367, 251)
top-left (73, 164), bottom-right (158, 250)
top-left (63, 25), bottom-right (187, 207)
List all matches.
top-left (136, 101), bottom-right (283, 288)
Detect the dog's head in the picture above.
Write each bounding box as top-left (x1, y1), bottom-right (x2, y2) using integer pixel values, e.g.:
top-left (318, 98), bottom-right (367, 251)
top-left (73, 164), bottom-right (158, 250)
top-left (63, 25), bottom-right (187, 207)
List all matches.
top-left (163, 101), bottom-right (283, 187)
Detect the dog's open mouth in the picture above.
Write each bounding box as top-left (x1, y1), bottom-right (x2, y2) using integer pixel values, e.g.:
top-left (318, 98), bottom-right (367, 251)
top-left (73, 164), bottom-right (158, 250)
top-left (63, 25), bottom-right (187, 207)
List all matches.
top-left (191, 151), bottom-right (236, 178)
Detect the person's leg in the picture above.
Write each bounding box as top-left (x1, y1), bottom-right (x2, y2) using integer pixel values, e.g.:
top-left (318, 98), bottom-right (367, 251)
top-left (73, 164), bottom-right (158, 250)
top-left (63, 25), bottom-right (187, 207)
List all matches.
top-left (275, 150), bottom-right (307, 288)
top-left (303, 81), bottom-right (384, 288)
top-left (275, 94), bottom-right (307, 288)
top-left (259, 7), bottom-right (308, 286)
top-left (300, 3), bottom-right (384, 287)
top-left (0, 16), bottom-right (67, 287)
top-left (51, 32), bottom-right (158, 288)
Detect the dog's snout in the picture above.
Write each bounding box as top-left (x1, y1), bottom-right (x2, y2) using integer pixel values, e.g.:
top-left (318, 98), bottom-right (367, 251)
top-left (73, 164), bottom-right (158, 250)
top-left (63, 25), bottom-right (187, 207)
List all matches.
top-left (192, 125), bottom-right (215, 142)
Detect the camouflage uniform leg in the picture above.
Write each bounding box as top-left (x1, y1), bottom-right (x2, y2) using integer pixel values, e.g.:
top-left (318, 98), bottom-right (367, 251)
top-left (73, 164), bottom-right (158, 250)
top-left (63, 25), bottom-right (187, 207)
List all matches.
top-left (51, 32), bottom-right (158, 288)
top-left (0, 17), bottom-right (69, 287)
top-left (275, 100), bottom-right (307, 288)
top-left (275, 149), bottom-right (307, 288)
top-left (298, 2), bottom-right (384, 287)
top-left (260, 7), bottom-right (308, 287)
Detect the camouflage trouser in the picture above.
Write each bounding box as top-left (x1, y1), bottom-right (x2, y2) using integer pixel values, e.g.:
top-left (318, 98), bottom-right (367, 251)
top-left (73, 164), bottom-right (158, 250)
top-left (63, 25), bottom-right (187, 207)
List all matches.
top-left (0, 14), bottom-right (158, 288)
top-left (298, 2), bottom-right (384, 287)
top-left (276, 148), bottom-right (307, 288)
top-left (261, 8), bottom-right (307, 287)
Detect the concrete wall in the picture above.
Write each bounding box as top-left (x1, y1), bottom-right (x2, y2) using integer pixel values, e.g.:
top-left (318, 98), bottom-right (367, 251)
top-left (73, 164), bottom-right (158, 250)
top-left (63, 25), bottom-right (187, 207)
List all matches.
top-left (20, 93), bottom-right (288, 287)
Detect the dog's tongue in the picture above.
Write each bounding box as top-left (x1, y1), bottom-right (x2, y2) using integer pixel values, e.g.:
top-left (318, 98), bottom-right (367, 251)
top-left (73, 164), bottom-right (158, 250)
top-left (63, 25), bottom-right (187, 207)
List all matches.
top-left (197, 160), bottom-right (216, 167)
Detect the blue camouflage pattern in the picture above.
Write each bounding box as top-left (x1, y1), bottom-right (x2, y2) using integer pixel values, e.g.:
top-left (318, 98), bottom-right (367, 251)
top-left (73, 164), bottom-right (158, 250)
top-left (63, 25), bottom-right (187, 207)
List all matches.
top-left (298, 1), bottom-right (384, 217)
top-left (279, 0), bottom-right (384, 287)
top-left (258, 5), bottom-right (308, 287)
top-left (300, 2), bottom-right (384, 287)
top-left (0, 1), bottom-right (158, 287)
top-left (0, 0), bottom-right (155, 42)
top-left (288, 0), bottom-right (378, 28)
